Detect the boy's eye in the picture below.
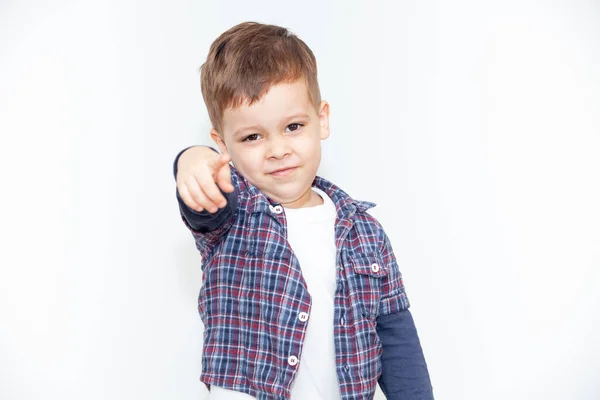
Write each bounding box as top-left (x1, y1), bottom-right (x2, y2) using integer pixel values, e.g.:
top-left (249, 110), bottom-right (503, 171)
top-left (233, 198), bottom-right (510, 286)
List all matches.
top-left (242, 133), bottom-right (261, 142)
top-left (286, 123), bottom-right (304, 133)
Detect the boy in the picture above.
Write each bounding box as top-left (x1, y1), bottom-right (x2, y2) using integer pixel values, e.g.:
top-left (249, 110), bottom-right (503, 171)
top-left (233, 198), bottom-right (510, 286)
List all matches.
top-left (174, 22), bottom-right (434, 400)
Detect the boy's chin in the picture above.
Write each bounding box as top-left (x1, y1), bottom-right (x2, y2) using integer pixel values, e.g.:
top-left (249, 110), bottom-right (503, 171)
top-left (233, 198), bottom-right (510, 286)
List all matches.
top-left (262, 185), bottom-right (315, 207)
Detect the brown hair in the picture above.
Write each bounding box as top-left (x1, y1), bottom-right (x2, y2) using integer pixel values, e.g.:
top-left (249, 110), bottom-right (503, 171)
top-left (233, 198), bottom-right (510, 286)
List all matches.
top-left (199, 21), bottom-right (321, 134)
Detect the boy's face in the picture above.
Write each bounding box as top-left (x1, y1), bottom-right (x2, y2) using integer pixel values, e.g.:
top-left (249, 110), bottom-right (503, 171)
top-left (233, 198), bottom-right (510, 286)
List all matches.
top-left (211, 78), bottom-right (330, 208)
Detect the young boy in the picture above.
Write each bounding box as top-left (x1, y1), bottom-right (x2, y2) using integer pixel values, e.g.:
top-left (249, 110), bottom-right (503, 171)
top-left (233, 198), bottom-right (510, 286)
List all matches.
top-left (173, 22), bottom-right (434, 400)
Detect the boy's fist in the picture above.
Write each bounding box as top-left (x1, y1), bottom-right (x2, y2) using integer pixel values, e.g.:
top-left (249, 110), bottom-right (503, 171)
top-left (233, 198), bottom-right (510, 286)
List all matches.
top-left (176, 146), bottom-right (235, 213)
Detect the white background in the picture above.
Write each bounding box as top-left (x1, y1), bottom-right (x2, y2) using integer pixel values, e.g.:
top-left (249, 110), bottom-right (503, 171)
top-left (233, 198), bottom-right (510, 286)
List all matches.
top-left (1, 0), bottom-right (599, 399)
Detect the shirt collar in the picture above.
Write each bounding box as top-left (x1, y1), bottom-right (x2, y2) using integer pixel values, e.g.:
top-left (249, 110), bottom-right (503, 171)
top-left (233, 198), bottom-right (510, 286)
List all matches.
top-left (312, 175), bottom-right (377, 218)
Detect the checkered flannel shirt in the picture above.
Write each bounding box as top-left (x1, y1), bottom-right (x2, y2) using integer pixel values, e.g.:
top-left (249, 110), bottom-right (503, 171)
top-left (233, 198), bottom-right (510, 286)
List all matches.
top-left (175, 149), bottom-right (432, 400)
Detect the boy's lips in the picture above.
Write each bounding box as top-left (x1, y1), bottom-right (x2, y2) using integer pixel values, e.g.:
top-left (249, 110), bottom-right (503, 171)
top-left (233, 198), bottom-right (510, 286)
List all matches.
top-left (268, 166), bottom-right (298, 176)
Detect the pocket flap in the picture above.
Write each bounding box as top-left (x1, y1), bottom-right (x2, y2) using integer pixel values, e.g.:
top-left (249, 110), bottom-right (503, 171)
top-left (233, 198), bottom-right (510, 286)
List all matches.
top-left (350, 253), bottom-right (388, 278)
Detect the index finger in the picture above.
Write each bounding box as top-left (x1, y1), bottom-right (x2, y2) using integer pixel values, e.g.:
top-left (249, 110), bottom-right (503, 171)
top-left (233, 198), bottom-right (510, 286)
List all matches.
top-left (215, 162), bottom-right (234, 193)
top-left (210, 153), bottom-right (231, 172)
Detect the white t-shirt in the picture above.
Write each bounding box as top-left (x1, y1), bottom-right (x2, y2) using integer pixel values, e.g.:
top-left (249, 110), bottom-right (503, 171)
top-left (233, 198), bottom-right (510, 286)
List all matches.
top-left (209, 187), bottom-right (341, 400)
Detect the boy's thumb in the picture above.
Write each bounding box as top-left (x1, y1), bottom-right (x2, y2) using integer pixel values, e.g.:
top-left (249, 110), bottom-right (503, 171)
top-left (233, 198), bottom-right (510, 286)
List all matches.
top-left (216, 162), bottom-right (234, 192)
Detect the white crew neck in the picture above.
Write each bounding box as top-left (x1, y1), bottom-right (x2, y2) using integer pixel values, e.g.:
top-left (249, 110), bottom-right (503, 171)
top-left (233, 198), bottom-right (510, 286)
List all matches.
top-left (283, 187), bottom-right (337, 223)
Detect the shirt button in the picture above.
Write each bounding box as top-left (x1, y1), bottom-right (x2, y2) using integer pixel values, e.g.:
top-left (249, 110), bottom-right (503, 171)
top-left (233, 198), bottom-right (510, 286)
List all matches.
top-left (371, 263), bottom-right (380, 273)
top-left (298, 312), bottom-right (309, 322)
top-left (343, 364), bottom-right (349, 372)
top-left (340, 317), bottom-right (345, 326)
top-left (288, 355), bottom-right (299, 366)
top-left (270, 205), bottom-right (283, 214)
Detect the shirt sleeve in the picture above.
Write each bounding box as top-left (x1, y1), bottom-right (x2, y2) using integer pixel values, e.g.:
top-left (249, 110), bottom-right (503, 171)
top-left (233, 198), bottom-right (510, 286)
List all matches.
top-left (173, 146), bottom-right (239, 256)
top-left (376, 309), bottom-right (434, 399)
top-left (378, 228), bottom-right (410, 316)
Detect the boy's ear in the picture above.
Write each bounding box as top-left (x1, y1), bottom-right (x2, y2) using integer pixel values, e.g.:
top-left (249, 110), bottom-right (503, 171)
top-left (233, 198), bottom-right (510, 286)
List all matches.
top-left (210, 129), bottom-right (229, 155)
top-left (318, 100), bottom-right (330, 140)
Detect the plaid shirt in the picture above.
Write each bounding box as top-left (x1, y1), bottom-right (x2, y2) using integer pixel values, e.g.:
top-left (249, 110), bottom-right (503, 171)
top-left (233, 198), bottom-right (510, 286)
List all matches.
top-left (175, 149), bottom-right (432, 400)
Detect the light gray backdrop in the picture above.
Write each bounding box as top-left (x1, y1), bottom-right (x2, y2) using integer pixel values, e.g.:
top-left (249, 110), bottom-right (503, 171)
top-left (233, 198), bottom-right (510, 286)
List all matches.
top-left (1, 0), bottom-right (599, 399)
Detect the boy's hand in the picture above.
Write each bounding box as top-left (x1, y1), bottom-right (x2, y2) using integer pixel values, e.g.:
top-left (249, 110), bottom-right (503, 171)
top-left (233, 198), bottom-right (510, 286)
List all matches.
top-left (176, 146), bottom-right (234, 213)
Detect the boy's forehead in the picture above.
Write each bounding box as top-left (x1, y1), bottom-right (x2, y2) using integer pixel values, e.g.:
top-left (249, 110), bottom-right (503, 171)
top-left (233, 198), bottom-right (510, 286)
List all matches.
top-left (222, 80), bottom-right (313, 131)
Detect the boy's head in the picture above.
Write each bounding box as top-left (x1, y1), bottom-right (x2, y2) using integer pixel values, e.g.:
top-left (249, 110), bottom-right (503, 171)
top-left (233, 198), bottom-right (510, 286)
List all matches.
top-left (200, 21), bottom-right (330, 208)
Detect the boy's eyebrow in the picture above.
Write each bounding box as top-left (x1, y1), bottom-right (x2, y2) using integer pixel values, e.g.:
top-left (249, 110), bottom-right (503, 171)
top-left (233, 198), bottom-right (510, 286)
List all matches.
top-left (233, 113), bottom-right (310, 136)
top-left (234, 124), bottom-right (262, 137)
top-left (284, 112), bottom-right (310, 121)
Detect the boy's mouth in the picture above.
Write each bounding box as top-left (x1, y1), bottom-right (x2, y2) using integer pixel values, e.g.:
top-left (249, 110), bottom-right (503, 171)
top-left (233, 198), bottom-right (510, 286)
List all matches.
top-left (269, 167), bottom-right (298, 177)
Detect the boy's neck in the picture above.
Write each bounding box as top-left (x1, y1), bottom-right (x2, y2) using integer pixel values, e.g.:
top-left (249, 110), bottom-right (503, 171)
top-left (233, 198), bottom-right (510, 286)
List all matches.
top-left (282, 187), bottom-right (324, 209)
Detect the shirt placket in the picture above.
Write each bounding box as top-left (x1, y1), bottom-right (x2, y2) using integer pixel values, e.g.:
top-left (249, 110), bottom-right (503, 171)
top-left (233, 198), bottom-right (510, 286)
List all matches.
top-left (265, 202), bottom-right (313, 397)
top-left (332, 209), bottom-right (356, 396)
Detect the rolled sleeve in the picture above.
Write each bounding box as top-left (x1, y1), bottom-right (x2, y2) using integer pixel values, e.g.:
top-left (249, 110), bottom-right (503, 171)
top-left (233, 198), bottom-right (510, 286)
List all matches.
top-left (378, 229), bottom-right (411, 316)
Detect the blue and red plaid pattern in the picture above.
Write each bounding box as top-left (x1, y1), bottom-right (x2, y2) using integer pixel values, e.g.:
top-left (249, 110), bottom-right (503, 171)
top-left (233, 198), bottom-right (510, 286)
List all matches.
top-left (179, 165), bottom-right (410, 400)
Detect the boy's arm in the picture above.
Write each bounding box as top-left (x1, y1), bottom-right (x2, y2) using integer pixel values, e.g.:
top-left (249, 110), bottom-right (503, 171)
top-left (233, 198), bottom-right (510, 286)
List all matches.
top-left (376, 230), bottom-right (434, 399)
top-left (173, 146), bottom-right (238, 233)
top-left (377, 310), bottom-right (434, 399)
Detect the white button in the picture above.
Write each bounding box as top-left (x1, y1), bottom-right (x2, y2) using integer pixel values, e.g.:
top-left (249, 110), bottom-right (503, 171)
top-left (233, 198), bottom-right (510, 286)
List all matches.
top-left (270, 205), bottom-right (283, 214)
top-left (371, 263), bottom-right (380, 273)
top-left (340, 317), bottom-right (345, 326)
top-left (288, 355), bottom-right (298, 366)
top-left (298, 312), bottom-right (309, 322)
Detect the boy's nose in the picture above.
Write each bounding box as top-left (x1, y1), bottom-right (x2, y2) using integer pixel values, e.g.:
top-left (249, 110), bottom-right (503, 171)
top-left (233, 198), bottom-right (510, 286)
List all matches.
top-left (267, 135), bottom-right (291, 159)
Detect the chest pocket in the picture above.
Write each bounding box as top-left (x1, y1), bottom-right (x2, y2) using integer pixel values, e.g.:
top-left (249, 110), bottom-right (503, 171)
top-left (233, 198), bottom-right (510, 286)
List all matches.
top-left (244, 212), bottom-right (291, 259)
top-left (346, 253), bottom-right (389, 319)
